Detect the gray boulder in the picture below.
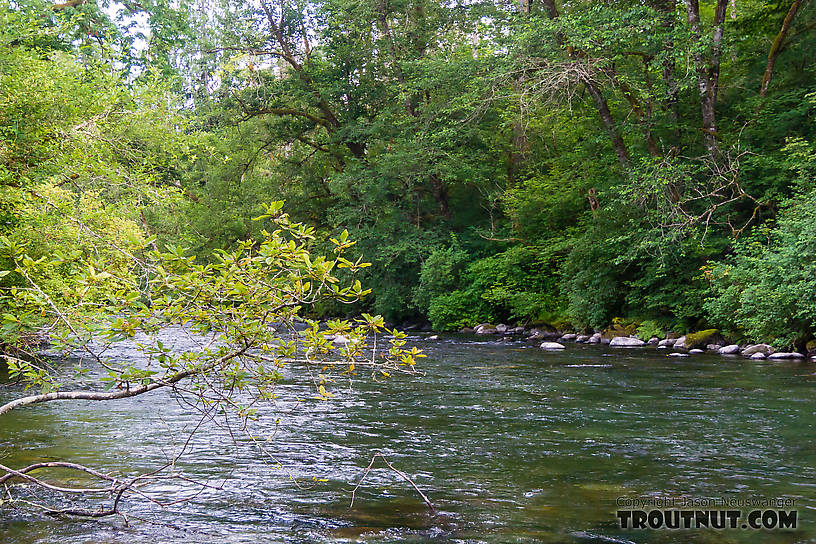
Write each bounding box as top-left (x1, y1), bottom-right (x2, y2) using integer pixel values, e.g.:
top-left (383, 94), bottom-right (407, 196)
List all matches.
top-left (673, 335), bottom-right (687, 349)
top-left (768, 352), bottom-right (805, 360)
top-left (475, 324), bottom-right (497, 335)
top-left (750, 352), bottom-right (767, 360)
top-left (588, 333), bottom-right (602, 344)
top-left (647, 337), bottom-right (659, 345)
top-left (658, 338), bottom-right (676, 347)
top-left (658, 345), bottom-right (668, 350)
top-left (559, 333), bottom-right (578, 342)
top-left (540, 342), bottom-right (566, 351)
top-left (427, 335), bottom-right (439, 340)
top-left (528, 329), bottom-right (560, 340)
top-left (706, 344), bottom-right (721, 351)
top-left (689, 348), bottom-right (704, 354)
top-left (495, 324), bottom-right (508, 333)
top-left (742, 344), bottom-right (774, 356)
top-left (668, 352), bottom-right (689, 357)
top-left (576, 335), bottom-right (590, 343)
top-left (719, 344), bottom-right (740, 354)
top-left (609, 336), bottom-right (645, 347)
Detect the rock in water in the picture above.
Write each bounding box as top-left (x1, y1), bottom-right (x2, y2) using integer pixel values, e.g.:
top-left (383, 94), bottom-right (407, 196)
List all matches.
top-left (528, 329), bottom-right (560, 340)
top-left (647, 337), bottom-right (659, 345)
top-left (749, 352), bottom-right (767, 360)
top-left (742, 344), bottom-right (774, 356)
top-left (682, 329), bottom-right (721, 349)
top-left (588, 333), bottom-right (602, 344)
top-left (609, 337), bottom-right (645, 347)
top-left (540, 342), bottom-right (566, 350)
top-left (668, 352), bottom-right (689, 357)
top-left (427, 335), bottom-right (439, 340)
top-left (559, 333), bottom-right (577, 342)
top-left (658, 338), bottom-right (676, 347)
top-left (768, 352), bottom-right (805, 359)
top-left (576, 335), bottom-right (590, 343)
top-left (689, 349), bottom-right (704, 354)
top-left (719, 344), bottom-right (740, 354)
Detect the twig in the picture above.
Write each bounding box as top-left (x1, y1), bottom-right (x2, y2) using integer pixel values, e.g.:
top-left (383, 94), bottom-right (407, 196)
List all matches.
top-left (349, 452), bottom-right (436, 514)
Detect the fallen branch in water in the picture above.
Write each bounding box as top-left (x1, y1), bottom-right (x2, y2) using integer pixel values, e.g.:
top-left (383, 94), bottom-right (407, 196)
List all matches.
top-left (0, 407), bottom-right (226, 522)
top-left (349, 452), bottom-right (436, 514)
top-left (0, 463), bottom-right (222, 523)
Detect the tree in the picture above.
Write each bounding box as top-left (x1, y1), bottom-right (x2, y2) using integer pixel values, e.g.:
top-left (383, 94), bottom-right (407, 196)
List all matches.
top-left (0, 5), bottom-right (425, 517)
top-left (0, 201), bottom-right (424, 517)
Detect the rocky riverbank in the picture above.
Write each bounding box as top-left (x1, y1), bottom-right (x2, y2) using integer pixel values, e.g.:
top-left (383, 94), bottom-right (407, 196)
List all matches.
top-left (443, 322), bottom-right (814, 361)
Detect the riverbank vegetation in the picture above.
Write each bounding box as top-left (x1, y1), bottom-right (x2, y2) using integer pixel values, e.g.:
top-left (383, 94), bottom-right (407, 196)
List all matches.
top-left (1, 0), bottom-right (814, 353)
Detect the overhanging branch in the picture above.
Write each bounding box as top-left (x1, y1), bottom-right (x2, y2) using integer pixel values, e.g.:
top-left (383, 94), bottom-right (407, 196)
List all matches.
top-left (0, 345), bottom-right (248, 417)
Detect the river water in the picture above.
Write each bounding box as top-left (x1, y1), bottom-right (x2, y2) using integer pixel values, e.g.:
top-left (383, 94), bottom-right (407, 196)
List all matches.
top-left (1, 335), bottom-right (815, 543)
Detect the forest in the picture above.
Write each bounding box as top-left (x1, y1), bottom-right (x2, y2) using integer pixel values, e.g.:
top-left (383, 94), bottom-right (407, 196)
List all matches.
top-left (1, 0), bottom-right (815, 350)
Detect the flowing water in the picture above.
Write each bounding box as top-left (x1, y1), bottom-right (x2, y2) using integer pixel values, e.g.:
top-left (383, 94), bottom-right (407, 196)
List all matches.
top-left (1, 334), bottom-right (815, 543)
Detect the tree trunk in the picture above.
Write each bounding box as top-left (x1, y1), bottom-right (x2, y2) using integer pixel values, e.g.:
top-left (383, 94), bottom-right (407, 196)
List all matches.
top-left (759, 0), bottom-right (803, 101)
top-left (540, 0), bottom-right (559, 18)
top-left (586, 81), bottom-right (630, 168)
top-left (541, 0), bottom-right (630, 167)
top-left (429, 174), bottom-right (451, 219)
top-left (683, 0), bottom-right (728, 156)
top-left (652, 0), bottom-right (681, 146)
top-left (613, 71), bottom-right (660, 157)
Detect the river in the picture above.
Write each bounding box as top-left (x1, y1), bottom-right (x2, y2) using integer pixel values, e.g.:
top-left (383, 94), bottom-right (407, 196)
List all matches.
top-left (1, 334), bottom-right (815, 543)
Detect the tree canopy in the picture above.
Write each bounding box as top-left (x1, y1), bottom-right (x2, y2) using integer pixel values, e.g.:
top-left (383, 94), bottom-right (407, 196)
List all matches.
top-left (2, 0), bottom-right (815, 353)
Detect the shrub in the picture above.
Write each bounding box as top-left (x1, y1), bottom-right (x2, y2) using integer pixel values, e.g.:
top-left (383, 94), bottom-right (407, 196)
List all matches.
top-left (704, 186), bottom-right (816, 346)
top-left (427, 290), bottom-right (487, 331)
top-left (412, 240), bottom-right (470, 312)
top-left (636, 320), bottom-right (665, 340)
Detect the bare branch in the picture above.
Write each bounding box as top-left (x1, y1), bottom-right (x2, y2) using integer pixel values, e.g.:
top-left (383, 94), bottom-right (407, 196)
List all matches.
top-left (0, 345), bottom-right (248, 417)
top-left (350, 452), bottom-right (435, 514)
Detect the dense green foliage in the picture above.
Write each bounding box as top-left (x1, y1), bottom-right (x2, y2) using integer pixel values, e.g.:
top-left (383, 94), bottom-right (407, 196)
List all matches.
top-left (705, 138), bottom-right (816, 346)
top-left (1, 0), bottom-right (815, 348)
